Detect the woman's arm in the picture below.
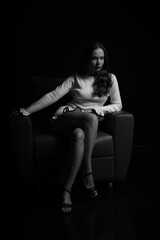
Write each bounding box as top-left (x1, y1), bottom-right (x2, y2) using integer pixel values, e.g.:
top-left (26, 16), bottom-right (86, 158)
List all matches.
top-left (104, 73), bottom-right (122, 112)
top-left (20, 76), bottom-right (75, 116)
top-left (93, 74), bottom-right (122, 116)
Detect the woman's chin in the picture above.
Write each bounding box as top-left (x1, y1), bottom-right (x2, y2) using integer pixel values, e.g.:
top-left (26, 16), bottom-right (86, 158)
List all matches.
top-left (94, 69), bottom-right (101, 74)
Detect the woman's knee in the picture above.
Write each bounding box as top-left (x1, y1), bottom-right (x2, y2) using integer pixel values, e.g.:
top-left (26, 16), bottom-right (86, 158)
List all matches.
top-left (72, 128), bottom-right (85, 143)
top-left (83, 113), bottom-right (99, 129)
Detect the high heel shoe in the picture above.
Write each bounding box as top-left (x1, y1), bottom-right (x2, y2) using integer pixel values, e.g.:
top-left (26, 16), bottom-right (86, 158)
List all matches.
top-left (61, 188), bottom-right (72, 214)
top-left (81, 172), bottom-right (99, 199)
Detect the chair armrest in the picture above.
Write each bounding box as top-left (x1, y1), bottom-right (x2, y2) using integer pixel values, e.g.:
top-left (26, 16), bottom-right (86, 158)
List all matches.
top-left (101, 111), bottom-right (134, 180)
top-left (9, 113), bottom-right (34, 187)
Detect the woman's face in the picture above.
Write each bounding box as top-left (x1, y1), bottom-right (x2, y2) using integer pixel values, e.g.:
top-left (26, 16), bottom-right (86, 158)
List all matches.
top-left (89, 47), bottom-right (105, 74)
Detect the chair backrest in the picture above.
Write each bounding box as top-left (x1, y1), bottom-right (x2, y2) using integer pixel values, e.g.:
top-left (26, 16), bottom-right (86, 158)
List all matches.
top-left (31, 76), bottom-right (65, 100)
top-left (30, 76), bottom-right (72, 126)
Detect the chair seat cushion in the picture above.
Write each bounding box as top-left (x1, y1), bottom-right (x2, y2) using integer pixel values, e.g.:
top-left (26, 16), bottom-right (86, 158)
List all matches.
top-left (33, 129), bottom-right (114, 162)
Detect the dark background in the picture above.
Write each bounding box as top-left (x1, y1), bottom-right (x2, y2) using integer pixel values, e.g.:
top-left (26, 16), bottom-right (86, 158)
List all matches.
top-left (3, 1), bottom-right (160, 148)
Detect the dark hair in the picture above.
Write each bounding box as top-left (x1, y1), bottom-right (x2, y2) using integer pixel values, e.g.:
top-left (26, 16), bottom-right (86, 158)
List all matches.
top-left (78, 41), bottom-right (113, 97)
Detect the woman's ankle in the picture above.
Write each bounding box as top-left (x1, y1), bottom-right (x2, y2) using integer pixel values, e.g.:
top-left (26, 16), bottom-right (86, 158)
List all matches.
top-left (82, 172), bottom-right (95, 189)
top-left (62, 189), bottom-right (72, 204)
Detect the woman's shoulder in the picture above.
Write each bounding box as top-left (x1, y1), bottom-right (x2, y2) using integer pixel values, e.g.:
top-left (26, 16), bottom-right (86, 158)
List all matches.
top-left (109, 73), bottom-right (118, 84)
top-left (66, 73), bottom-right (85, 81)
top-left (110, 72), bottom-right (117, 79)
top-left (63, 74), bottom-right (75, 83)
top-left (74, 73), bottom-right (85, 80)
top-left (73, 73), bottom-right (86, 83)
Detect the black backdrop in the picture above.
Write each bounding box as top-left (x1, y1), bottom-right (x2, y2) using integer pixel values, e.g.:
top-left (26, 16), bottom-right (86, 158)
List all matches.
top-left (3, 1), bottom-right (160, 147)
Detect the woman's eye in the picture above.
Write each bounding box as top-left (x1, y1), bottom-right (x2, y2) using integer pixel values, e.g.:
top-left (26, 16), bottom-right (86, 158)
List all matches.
top-left (91, 57), bottom-right (104, 61)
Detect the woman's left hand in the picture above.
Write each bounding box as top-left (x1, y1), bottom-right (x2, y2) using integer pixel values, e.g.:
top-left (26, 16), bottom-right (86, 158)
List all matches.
top-left (92, 107), bottom-right (104, 117)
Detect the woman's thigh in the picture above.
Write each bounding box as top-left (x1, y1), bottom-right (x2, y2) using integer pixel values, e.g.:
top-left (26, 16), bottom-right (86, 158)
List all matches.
top-left (51, 108), bottom-right (99, 135)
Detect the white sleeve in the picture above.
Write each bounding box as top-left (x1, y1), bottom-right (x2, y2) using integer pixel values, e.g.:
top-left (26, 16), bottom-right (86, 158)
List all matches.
top-left (102, 73), bottom-right (122, 114)
top-left (21, 76), bottom-right (75, 115)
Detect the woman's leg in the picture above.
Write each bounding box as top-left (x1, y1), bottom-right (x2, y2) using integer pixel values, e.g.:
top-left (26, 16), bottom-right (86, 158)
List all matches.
top-left (62, 128), bottom-right (85, 212)
top-left (64, 128), bottom-right (85, 191)
top-left (81, 113), bottom-right (99, 189)
top-left (53, 109), bottom-right (99, 190)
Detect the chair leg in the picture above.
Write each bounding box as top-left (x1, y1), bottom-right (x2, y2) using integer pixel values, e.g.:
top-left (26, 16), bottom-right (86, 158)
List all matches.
top-left (108, 181), bottom-right (114, 196)
top-left (109, 182), bottom-right (113, 189)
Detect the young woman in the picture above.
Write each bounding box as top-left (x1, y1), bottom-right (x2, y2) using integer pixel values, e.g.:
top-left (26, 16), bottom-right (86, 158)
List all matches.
top-left (20, 41), bottom-right (122, 214)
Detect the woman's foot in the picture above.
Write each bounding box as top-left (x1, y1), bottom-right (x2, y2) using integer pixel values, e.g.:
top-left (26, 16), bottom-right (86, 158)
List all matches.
top-left (81, 172), bottom-right (99, 199)
top-left (61, 188), bottom-right (72, 214)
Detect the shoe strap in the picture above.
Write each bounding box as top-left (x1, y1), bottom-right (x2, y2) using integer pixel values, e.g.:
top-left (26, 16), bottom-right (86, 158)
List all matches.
top-left (82, 171), bottom-right (93, 177)
top-left (64, 188), bottom-right (71, 195)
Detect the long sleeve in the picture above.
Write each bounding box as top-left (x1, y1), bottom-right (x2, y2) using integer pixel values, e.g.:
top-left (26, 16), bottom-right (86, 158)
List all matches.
top-left (21, 76), bottom-right (74, 115)
top-left (103, 74), bottom-right (122, 113)
top-left (93, 74), bottom-right (122, 116)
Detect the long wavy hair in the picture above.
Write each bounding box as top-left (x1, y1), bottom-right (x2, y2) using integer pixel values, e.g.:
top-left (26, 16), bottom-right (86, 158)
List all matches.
top-left (77, 41), bottom-right (113, 97)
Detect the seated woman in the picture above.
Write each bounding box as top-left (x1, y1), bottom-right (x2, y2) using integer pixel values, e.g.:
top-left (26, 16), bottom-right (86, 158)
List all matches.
top-left (20, 41), bottom-right (122, 214)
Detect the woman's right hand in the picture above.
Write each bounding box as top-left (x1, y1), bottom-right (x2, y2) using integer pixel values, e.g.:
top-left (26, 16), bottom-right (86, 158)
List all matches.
top-left (10, 108), bottom-right (30, 119)
top-left (19, 108), bottom-right (30, 116)
top-left (9, 109), bottom-right (25, 119)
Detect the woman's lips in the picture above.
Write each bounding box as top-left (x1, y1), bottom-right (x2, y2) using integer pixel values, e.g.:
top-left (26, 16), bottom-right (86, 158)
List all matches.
top-left (95, 66), bottom-right (101, 70)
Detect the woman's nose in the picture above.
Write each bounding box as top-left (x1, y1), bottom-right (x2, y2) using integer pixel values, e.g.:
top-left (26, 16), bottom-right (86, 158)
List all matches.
top-left (97, 59), bottom-right (100, 65)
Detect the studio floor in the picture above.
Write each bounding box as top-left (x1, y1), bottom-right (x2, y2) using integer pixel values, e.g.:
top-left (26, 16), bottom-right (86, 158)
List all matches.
top-left (8, 147), bottom-right (160, 240)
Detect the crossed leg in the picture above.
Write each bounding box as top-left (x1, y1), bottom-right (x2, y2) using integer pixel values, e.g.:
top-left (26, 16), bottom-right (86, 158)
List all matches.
top-left (52, 109), bottom-right (99, 212)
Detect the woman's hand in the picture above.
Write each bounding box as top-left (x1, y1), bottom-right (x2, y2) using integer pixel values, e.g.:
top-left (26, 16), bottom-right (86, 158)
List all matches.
top-left (9, 109), bottom-right (24, 119)
top-left (92, 107), bottom-right (104, 117)
top-left (9, 108), bottom-right (30, 119)
top-left (19, 108), bottom-right (30, 116)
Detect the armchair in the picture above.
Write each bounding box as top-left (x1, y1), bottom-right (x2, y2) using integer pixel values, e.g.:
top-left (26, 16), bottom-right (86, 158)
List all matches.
top-left (10, 76), bottom-right (134, 189)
